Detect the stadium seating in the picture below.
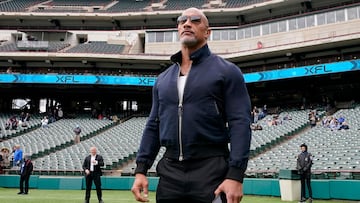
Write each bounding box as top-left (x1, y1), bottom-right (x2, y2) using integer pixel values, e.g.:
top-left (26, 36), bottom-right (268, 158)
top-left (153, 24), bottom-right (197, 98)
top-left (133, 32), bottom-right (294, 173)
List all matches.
top-left (220, 0), bottom-right (268, 8)
top-left (0, 42), bottom-right (17, 52)
top-left (250, 110), bottom-right (311, 155)
top-left (48, 0), bottom-right (112, 7)
top-left (0, 118), bottom-right (114, 162)
top-left (247, 106), bottom-right (360, 178)
top-left (104, 0), bottom-right (151, 13)
top-left (32, 117), bottom-right (147, 173)
top-left (2, 107), bottom-right (359, 179)
top-left (0, 0), bottom-right (46, 12)
top-left (65, 41), bottom-right (125, 54)
top-left (125, 110), bottom-right (312, 175)
top-left (0, 0), bottom-right (271, 13)
top-left (0, 41), bottom-right (70, 52)
top-left (160, 0), bottom-right (206, 10)
top-left (0, 114), bottom-right (41, 140)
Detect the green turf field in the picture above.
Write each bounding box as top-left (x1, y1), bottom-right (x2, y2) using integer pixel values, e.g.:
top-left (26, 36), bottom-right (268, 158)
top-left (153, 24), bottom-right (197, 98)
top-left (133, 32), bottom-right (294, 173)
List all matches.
top-left (0, 188), bottom-right (356, 203)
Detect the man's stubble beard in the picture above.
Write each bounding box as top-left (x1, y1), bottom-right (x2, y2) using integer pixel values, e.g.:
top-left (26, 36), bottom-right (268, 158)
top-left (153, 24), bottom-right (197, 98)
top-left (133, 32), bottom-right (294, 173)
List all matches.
top-left (180, 36), bottom-right (198, 47)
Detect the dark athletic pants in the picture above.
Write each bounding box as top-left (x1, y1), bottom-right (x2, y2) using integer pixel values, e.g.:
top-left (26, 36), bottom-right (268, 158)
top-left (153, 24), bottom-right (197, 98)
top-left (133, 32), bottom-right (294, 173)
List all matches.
top-left (156, 156), bottom-right (228, 203)
top-left (300, 172), bottom-right (312, 199)
top-left (85, 172), bottom-right (102, 201)
top-left (19, 174), bottom-right (30, 194)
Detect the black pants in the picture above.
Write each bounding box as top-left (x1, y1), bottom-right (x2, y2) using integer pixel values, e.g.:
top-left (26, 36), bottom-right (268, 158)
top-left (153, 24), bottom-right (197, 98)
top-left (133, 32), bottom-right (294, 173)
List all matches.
top-left (85, 172), bottom-right (102, 201)
top-left (19, 175), bottom-right (30, 194)
top-left (156, 156), bottom-right (228, 203)
top-left (300, 172), bottom-right (312, 199)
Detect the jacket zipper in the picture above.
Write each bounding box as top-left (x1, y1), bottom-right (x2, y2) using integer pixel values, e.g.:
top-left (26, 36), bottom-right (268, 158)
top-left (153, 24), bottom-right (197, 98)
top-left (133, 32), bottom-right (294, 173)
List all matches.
top-left (178, 103), bottom-right (184, 161)
top-left (177, 63), bottom-right (191, 161)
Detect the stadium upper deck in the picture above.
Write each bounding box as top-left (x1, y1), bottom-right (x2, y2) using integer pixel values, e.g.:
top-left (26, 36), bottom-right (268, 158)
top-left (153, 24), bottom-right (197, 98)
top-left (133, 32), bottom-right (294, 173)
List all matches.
top-left (0, 0), bottom-right (359, 30)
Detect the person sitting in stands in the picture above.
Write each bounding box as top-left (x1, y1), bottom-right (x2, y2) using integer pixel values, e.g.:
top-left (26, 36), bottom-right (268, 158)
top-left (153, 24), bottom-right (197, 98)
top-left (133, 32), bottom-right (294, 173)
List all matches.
top-left (339, 121), bottom-right (349, 130)
top-left (329, 117), bottom-right (340, 130)
top-left (251, 124), bottom-right (263, 131)
top-left (337, 116), bottom-right (345, 125)
top-left (19, 112), bottom-right (31, 128)
top-left (41, 116), bottom-right (49, 128)
top-left (283, 114), bottom-right (292, 121)
top-left (5, 116), bottom-right (18, 130)
top-left (321, 116), bottom-right (331, 127)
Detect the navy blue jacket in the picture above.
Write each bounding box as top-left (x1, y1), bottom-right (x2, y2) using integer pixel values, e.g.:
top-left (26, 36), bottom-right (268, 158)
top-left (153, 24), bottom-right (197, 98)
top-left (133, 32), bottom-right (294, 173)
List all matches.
top-left (135, 44), bottom-right (252, 182)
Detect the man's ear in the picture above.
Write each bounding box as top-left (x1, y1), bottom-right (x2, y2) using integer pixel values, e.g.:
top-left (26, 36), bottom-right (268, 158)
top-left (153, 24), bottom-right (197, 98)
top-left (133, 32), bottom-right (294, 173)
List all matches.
top-left (206, 29), bottom-right (211, 35)
top-left (205, 29), bottom-right (211, 39)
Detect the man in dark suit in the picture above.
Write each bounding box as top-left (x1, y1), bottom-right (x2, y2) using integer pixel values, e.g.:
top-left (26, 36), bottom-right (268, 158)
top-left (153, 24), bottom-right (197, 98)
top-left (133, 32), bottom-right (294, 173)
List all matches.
top-left (297, 143), bottom-right (313, 203)
top-left (83, 146), bottom-right (104, 203)
top-left (18, 154), bottom-right (33, 195)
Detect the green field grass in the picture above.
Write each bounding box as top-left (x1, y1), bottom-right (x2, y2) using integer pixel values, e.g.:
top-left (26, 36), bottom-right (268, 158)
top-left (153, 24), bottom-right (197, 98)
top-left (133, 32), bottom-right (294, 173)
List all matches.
top-left (0, 188), bottom-right (356, 203)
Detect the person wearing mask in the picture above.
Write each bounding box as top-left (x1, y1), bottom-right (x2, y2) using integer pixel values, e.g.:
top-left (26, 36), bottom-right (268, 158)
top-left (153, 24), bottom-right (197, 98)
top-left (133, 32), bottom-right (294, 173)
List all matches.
top-left (18, 154), bottom-right (33, 195)
top-left (297, 143), bottom-right (313, 203)
top-left (131, 7), bottom-right (252, 203)
top-left (83, 146), bottom-right (104, 203)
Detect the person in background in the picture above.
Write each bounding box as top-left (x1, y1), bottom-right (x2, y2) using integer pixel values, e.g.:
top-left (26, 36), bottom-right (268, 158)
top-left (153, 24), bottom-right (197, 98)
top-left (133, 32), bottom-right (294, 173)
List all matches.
top-left (5, 115), bottom-right (18, 130)
top-left (41, 116), bottom-right (49, 128)
top-left (6, 66), bottom-right (12, 73)
top-left (297, 143), bottom-right (313, 203)
top-left (13, 144), bottom-right (23, 167)
top-left (57, 107), bottom-right (64, 120)
top-left (18, 154), bottom-right (33, 195)
top-left (73, 125), bottom-right (82, 144)
top-left (83, 146), bottom-right (104, 203)
top-left (0, 147), bottom-right (11, 169)
top-left (131, 7), bottom-right (252, 203)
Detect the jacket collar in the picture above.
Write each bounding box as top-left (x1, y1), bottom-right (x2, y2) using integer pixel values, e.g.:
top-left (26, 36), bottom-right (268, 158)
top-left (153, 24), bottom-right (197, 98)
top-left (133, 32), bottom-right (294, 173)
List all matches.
top-left (170, 44), bottom-right (211, 65)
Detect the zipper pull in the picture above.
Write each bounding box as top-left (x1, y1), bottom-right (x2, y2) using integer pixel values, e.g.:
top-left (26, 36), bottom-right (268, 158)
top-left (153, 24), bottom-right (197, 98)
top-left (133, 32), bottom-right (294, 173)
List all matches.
top-left (178, 104), bottom-right (183, 116)
top-left (179, 155), bottom-right (184, 161)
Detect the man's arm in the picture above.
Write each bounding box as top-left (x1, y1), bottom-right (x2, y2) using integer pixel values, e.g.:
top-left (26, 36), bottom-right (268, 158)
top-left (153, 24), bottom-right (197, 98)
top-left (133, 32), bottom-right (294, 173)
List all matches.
top-left (30, 162), bottom-right (33, 172)
top-left (134, 80), bottom-right (161, 175)
top-left (82, 156), bottom-right (90, 175)
top-left (97, 155), bottom-right (104, 167)
top-left (224, 64), bottom-right (252, 182)
top-left (82, 157), bottom-right (88, 170)
top-left (296, 155), bottom-right (302, 171)
top-left (27, 162), bottom-right (33, 175)
top-left (215, 64), bottom-right (251, 203)
top-left (132, 80), bottom-right (161, 202)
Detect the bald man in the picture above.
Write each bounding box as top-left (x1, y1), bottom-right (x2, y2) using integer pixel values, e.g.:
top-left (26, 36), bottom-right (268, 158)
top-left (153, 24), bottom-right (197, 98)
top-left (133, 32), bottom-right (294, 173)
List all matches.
top-left (83, 146), bottom-right (104, 203)
top-left (132, 7), bottom-right (252, 203)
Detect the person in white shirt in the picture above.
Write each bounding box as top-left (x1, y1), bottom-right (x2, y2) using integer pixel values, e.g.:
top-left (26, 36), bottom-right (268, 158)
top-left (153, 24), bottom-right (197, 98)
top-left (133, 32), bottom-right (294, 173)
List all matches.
top-left (82, 146), bottom-right (104, 203)
top-left (41, 116), bottom-right (49, 128)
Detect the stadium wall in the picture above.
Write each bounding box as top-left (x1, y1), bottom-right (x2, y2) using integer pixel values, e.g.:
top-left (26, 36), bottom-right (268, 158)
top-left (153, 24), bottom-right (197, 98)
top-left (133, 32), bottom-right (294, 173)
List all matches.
top-left (0, 175), bottom-right (359, 200)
